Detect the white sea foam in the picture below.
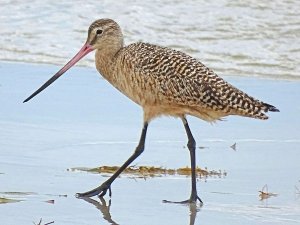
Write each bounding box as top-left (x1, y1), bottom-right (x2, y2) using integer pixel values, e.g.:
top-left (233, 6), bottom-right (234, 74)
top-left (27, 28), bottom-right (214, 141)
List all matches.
top-left (0, 0), bottom-right (299, 80)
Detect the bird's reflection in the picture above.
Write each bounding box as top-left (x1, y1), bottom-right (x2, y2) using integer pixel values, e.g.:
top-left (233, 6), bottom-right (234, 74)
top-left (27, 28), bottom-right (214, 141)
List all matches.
top-left (80, 197), bottom-right (200, 225)
top-left (81, 197), bottom-right (119, 225)
top-left (188, 203), bottom-right (200, 225)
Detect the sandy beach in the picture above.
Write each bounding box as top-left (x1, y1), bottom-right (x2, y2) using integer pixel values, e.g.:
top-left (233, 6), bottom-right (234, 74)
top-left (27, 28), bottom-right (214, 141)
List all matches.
top-left (0, 61), bottom-right (299, 225)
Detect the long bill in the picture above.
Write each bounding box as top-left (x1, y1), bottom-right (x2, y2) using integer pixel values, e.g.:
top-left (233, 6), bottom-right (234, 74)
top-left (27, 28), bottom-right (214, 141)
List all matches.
top-left (23, 43), bottom-right (94, 103)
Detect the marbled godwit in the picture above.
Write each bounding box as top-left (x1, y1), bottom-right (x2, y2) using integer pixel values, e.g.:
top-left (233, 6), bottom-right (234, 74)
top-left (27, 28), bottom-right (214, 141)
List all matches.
top-left (23, 18), bottom-right (279, 204)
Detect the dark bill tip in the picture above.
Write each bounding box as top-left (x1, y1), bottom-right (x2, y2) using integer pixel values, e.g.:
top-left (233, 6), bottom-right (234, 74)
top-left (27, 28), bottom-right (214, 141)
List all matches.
top-left (23, 43), bottom-right (93, 103)
top-left (23, 73), bottom-right (61, 103)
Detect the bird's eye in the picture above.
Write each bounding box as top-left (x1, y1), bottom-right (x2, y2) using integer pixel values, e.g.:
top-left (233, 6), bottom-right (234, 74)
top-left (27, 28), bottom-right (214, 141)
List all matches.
top-left (96, 29), bottom-right (103, 35)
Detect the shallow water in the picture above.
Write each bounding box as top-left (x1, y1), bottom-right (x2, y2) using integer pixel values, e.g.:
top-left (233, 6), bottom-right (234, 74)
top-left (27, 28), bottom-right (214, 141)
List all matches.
top-left (0, 0), bottom-right (300, 79)
top-left (1, 62), bottom-right (300, 224)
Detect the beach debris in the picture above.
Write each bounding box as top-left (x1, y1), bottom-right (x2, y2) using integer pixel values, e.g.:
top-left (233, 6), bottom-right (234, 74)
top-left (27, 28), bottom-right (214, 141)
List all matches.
top-left (45, 194), bottom-right (67, 198)
top-left (0, 191), bottom-right (36, 196)
top-left (33, 218), bottom-right (54, 225)
top-left (33, 219), bottom-right (42, 225)
top-left (259, 184), bottom-right (278, 200)
top-left (0, 192), bottom-right (36, 204)
top-left (45, 200), bottom-right (55, 204)
top-left (0, 197), bottom-right (21, 204)
top-left (230, 142), bottom-right (237, 151)
top-left (70, 165), bottom-right (226, 179)
top-left (59, 194), bottom-right (67, 197)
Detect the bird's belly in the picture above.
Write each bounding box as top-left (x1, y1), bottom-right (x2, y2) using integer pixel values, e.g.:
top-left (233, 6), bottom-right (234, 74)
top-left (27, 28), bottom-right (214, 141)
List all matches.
top-left (99, 68), bottom-right (226, 122)
top-left (142, 103), bottom-right (226, 122)
top-left (109, 80), bottom-right (227, 122)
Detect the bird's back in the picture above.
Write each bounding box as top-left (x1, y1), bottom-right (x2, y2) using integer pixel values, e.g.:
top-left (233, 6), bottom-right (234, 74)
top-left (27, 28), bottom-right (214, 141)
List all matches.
top-left (107, 42), bottom-right (279, 122)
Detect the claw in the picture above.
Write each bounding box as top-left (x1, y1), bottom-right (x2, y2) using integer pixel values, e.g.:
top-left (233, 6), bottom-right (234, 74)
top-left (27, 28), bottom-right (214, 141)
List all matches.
top-left (99, 188), bottom-right (107, 197)
top-left (76, 182), bottom-right (112, 198)
top-left (98, 185), bottom-right (112, 198)
top-left (162, 195), bottom-right (203, 205)
top-left (197, 196), bottom-right (203, 204)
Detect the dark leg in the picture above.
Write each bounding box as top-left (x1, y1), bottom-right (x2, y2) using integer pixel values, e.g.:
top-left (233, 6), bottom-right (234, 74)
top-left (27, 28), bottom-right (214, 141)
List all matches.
top-left (76, 122), bottom-right (148, 198)
top-left (163, 117), bottom-right (203, 204)
top-left (182, 117), bottom-right (203, 204)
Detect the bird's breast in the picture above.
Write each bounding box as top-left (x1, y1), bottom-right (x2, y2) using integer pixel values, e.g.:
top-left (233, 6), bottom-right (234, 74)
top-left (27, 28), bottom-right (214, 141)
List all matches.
top-left (95, 53), bottom-right (159, 107)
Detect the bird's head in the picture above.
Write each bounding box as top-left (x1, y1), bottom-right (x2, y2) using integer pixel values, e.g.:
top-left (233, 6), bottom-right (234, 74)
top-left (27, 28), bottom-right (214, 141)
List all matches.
top-left (23, 18), bottom-right (122, 103)
top-left (87, 19), bottom-right (123, 51)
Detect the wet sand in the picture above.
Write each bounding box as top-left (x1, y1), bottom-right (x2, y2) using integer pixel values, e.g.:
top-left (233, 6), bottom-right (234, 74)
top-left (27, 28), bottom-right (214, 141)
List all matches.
top-left (0, 61), bottom-right (300, 224)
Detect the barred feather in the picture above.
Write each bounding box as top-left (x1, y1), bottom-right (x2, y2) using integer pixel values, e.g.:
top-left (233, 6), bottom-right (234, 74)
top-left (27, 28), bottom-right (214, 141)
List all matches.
top-left (90, 19), bottom-right (279, 122)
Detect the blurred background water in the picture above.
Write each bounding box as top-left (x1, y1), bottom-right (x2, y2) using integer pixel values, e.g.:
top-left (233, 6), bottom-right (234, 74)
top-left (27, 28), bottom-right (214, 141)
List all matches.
top-left (0, 0), bottom-right (299, 80)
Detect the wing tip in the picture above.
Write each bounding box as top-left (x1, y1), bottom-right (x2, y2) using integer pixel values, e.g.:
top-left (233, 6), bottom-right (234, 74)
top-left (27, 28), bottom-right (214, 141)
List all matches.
top-left (263, 103), bottom-right (280, 112)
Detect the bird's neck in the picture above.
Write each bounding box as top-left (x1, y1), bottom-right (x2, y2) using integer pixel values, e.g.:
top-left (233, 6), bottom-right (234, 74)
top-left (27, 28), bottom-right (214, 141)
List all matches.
top-left (95, 42), bottom-right (123, 81)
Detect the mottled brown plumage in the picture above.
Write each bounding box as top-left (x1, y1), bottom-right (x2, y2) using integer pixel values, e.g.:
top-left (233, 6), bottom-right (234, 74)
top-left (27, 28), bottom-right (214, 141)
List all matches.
top-left (24, 18), bottom-right (279, 203)
top-left (90, 19), bottom-right (279, 123)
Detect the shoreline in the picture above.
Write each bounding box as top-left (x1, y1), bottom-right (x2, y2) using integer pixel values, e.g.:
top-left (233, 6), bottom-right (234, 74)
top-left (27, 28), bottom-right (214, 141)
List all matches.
top-left (1, 59), bottom-right (300, 82)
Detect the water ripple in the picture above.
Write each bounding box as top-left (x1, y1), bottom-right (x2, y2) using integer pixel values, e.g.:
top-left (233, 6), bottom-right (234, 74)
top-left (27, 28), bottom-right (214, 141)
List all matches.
top-left (0, 0), bottom-right (299, 80)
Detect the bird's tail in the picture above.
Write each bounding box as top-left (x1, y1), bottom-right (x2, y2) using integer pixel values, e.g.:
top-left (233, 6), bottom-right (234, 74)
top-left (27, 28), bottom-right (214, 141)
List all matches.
top-left (262, 103), bottom-right (280, 113)
top-left (250, 102), bottom-right (279, 120)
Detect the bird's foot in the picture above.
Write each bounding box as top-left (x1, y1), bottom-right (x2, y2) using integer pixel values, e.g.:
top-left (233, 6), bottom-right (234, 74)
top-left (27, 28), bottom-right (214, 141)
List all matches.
top-left (163, 194), bottom-right (203, 205)
top-left (76, 182), bottom-right (112, 198)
